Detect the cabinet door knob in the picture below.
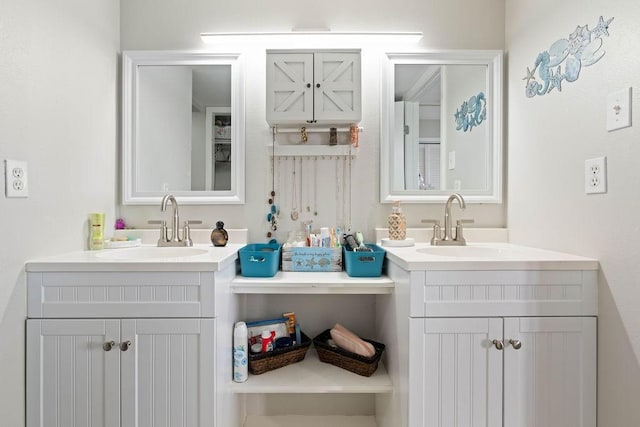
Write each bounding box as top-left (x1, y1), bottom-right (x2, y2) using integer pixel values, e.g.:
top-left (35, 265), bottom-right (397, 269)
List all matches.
top-left (120, 340), bottom-right (132, 352)
top-left (316, 83), bottom-right (321, 88)
top-left (306, 83), bottom-right (311, 88)
top-left (492, 339), bottom-right (504, 350)
top-left (103, 340), bottom-right (116, 351)
top-left (509, 339), bottom-right (522, 350)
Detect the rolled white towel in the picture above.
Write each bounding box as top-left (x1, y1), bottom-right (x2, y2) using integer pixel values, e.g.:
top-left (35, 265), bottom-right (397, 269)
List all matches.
top-left (329, 323), bottom-right (376, 358)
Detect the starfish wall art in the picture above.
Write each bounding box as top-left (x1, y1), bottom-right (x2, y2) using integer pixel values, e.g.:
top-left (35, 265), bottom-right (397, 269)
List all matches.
top-left (524, 16), bottom-right (614, 98)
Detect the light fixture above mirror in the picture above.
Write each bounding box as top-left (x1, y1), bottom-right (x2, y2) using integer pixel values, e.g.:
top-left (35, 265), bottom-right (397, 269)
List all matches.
top-left (200, 30), bottom-right (422, 49)
top-left (380, 50), bottom-right (503, 204)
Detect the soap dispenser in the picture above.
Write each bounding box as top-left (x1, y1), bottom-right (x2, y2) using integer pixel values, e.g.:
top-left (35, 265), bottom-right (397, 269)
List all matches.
top-left (388, 201), bottom-right (406, 240)
top-left (210, 221), bottom-right (228, 247)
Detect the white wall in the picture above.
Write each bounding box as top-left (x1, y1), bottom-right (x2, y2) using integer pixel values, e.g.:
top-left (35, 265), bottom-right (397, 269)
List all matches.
top-left (506, 1), bottom-right (640, 424)
top-left (119, 0), bottom-right (507, 241)
top-left (0, 1), bottom-right (119, 425)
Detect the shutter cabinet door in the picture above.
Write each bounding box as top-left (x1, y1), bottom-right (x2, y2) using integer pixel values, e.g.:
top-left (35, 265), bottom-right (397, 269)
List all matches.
top-left (266, 53), bottom-right (314, 124)
top-left (314, 52), bottom-right (361, 123)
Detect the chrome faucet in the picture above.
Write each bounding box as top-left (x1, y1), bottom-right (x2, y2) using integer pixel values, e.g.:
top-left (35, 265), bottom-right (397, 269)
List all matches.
top-left (149, 195), bottom-right (202, 247)
top-left (423, 193), bottom-right (474, 246)
top-left (161, 194), bottom-right (180, 243)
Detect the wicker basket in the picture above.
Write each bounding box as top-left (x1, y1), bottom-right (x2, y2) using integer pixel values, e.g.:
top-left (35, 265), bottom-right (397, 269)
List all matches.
top-left (248, 332), bottom-right (311, 375)
top-left (313, 329), bottom-right (385, 377)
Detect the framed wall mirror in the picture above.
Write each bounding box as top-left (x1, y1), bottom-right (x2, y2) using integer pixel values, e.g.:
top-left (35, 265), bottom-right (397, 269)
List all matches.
top-left (380, 50), bottom-right (502, 203)
top-left (122, 51), bottom-right (245, 204)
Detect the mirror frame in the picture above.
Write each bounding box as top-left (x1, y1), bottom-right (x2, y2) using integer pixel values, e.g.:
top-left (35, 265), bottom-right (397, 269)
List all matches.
top-left (380, 50), bottom-right (503, 203)
top-left (122, 51), bottom-right (245, 205)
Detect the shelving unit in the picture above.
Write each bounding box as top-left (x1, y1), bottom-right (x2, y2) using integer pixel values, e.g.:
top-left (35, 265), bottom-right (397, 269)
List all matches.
top-left (233, 271), bottom-right (394, 425)
top-left (231, 271), bottom-right (394, 294)
top-left (231, 349), bottom-right (392, 394)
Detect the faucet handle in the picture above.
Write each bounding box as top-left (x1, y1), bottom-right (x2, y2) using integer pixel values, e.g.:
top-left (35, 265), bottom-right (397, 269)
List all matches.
top-left (422, 219), bottom-right (442, 244)
top-left (148, 220), bottom-right (168, 243)
top-left (421, 219), bottom-right (440, 225)
top-left (182, 220), bottom-right (202, 247)
top-left (454, 219), bottom-right (474, 245)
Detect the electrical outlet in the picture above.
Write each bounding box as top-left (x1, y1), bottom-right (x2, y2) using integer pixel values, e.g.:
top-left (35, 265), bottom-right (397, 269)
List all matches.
top-left (5, 160), bottom-right (29, 198)
top-left (585, 157), bottom-right (606, 194)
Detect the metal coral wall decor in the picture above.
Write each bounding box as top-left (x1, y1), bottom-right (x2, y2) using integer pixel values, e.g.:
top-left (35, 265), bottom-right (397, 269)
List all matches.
top-left (454, 92), bottom-right (487, 132)
top-left (524, 16), bottom-right (614, 98)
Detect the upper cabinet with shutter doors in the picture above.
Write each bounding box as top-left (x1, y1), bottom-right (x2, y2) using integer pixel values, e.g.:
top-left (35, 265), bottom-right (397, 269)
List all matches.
top-left (266, 50), bottom-right (361, 125)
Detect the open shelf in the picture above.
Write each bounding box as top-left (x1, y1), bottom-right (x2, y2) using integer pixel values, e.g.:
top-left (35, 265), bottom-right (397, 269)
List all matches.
top-left (231, 271), bottom-right (394, 294)
top-left (243, 415), bottom-right (377, 427)
top-left (231, 349), bottom-right (392, 394)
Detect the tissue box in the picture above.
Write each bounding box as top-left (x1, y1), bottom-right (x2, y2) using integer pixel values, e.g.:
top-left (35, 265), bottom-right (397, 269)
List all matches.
top-left (281, 246), bottom-right (342, 272)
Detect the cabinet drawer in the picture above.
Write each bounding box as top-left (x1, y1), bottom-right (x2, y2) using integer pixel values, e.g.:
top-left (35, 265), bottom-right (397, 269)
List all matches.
top-left (410, 270), bottom-right (597, 317)
top-left (28, 271), bottom-right (215, 318)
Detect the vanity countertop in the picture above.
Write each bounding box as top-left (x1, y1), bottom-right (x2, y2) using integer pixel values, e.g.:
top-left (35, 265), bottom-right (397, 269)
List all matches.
top-left (25, 244), bottom-right (243, 272)
top-left (382, 242), bottom-right (599, 271)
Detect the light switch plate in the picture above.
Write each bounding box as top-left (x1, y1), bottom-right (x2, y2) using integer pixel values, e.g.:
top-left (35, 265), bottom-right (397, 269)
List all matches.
top-left (448, 151), bottom-right (456, 170)
top-left (606, 87), bottom-right (632, 131)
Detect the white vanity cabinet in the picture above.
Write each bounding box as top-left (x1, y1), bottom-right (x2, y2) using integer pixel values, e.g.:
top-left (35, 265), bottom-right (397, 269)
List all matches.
top-left (26, 265), bottom-right (237, 427)
top-left (266, 50), bottom-right (361, 125)
top-left (27, 318), bottom-right (214, 427)
top-left (380, 251), bottom-right (598, 427)
top-left (410, 316), bottom-right (596, 427)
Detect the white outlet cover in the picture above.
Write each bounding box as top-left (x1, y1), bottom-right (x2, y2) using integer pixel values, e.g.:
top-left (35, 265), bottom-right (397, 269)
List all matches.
top-left (585, 156), bottom-right (607, 194)
top-left (5, 159), bottom-right (29, 198)
top-left (606, 87), bottom-right (632, 132)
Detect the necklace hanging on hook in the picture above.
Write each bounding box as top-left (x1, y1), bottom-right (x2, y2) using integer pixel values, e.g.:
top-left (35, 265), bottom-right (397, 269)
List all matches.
top-left (290, 157), bottom-right (299, 221)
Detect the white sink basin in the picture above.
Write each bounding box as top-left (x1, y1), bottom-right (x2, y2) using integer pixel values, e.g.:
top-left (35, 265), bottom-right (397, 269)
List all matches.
top-left (96, 246), bottom-right (208, 260)
top-left (416, 245), bottom-right (515, 258)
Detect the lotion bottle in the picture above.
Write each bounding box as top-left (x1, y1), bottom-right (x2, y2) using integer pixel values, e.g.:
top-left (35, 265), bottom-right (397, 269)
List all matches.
top-left (89, 213), bottom-right (105, 250)
top-left (388, 201), bottom-right (406, 240)
top-left (233, 322), bottom-right (248, 383)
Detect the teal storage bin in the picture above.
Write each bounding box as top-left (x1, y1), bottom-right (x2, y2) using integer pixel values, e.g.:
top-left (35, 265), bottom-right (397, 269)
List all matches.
top-left (343, 244), bottom-right (386, 277)
top-left (238, 243), bottom-right (281, 277)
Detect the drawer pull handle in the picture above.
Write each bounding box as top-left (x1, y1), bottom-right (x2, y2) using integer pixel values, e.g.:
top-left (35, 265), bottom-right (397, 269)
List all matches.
top-left (103, 341), bottom-right (116, 351)
top-left (120, 340), bottom-right (132, 352)
top-left (509, 339), bottom-right (522, 350)
top-left (492, 339), bottom-right (504, 350)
